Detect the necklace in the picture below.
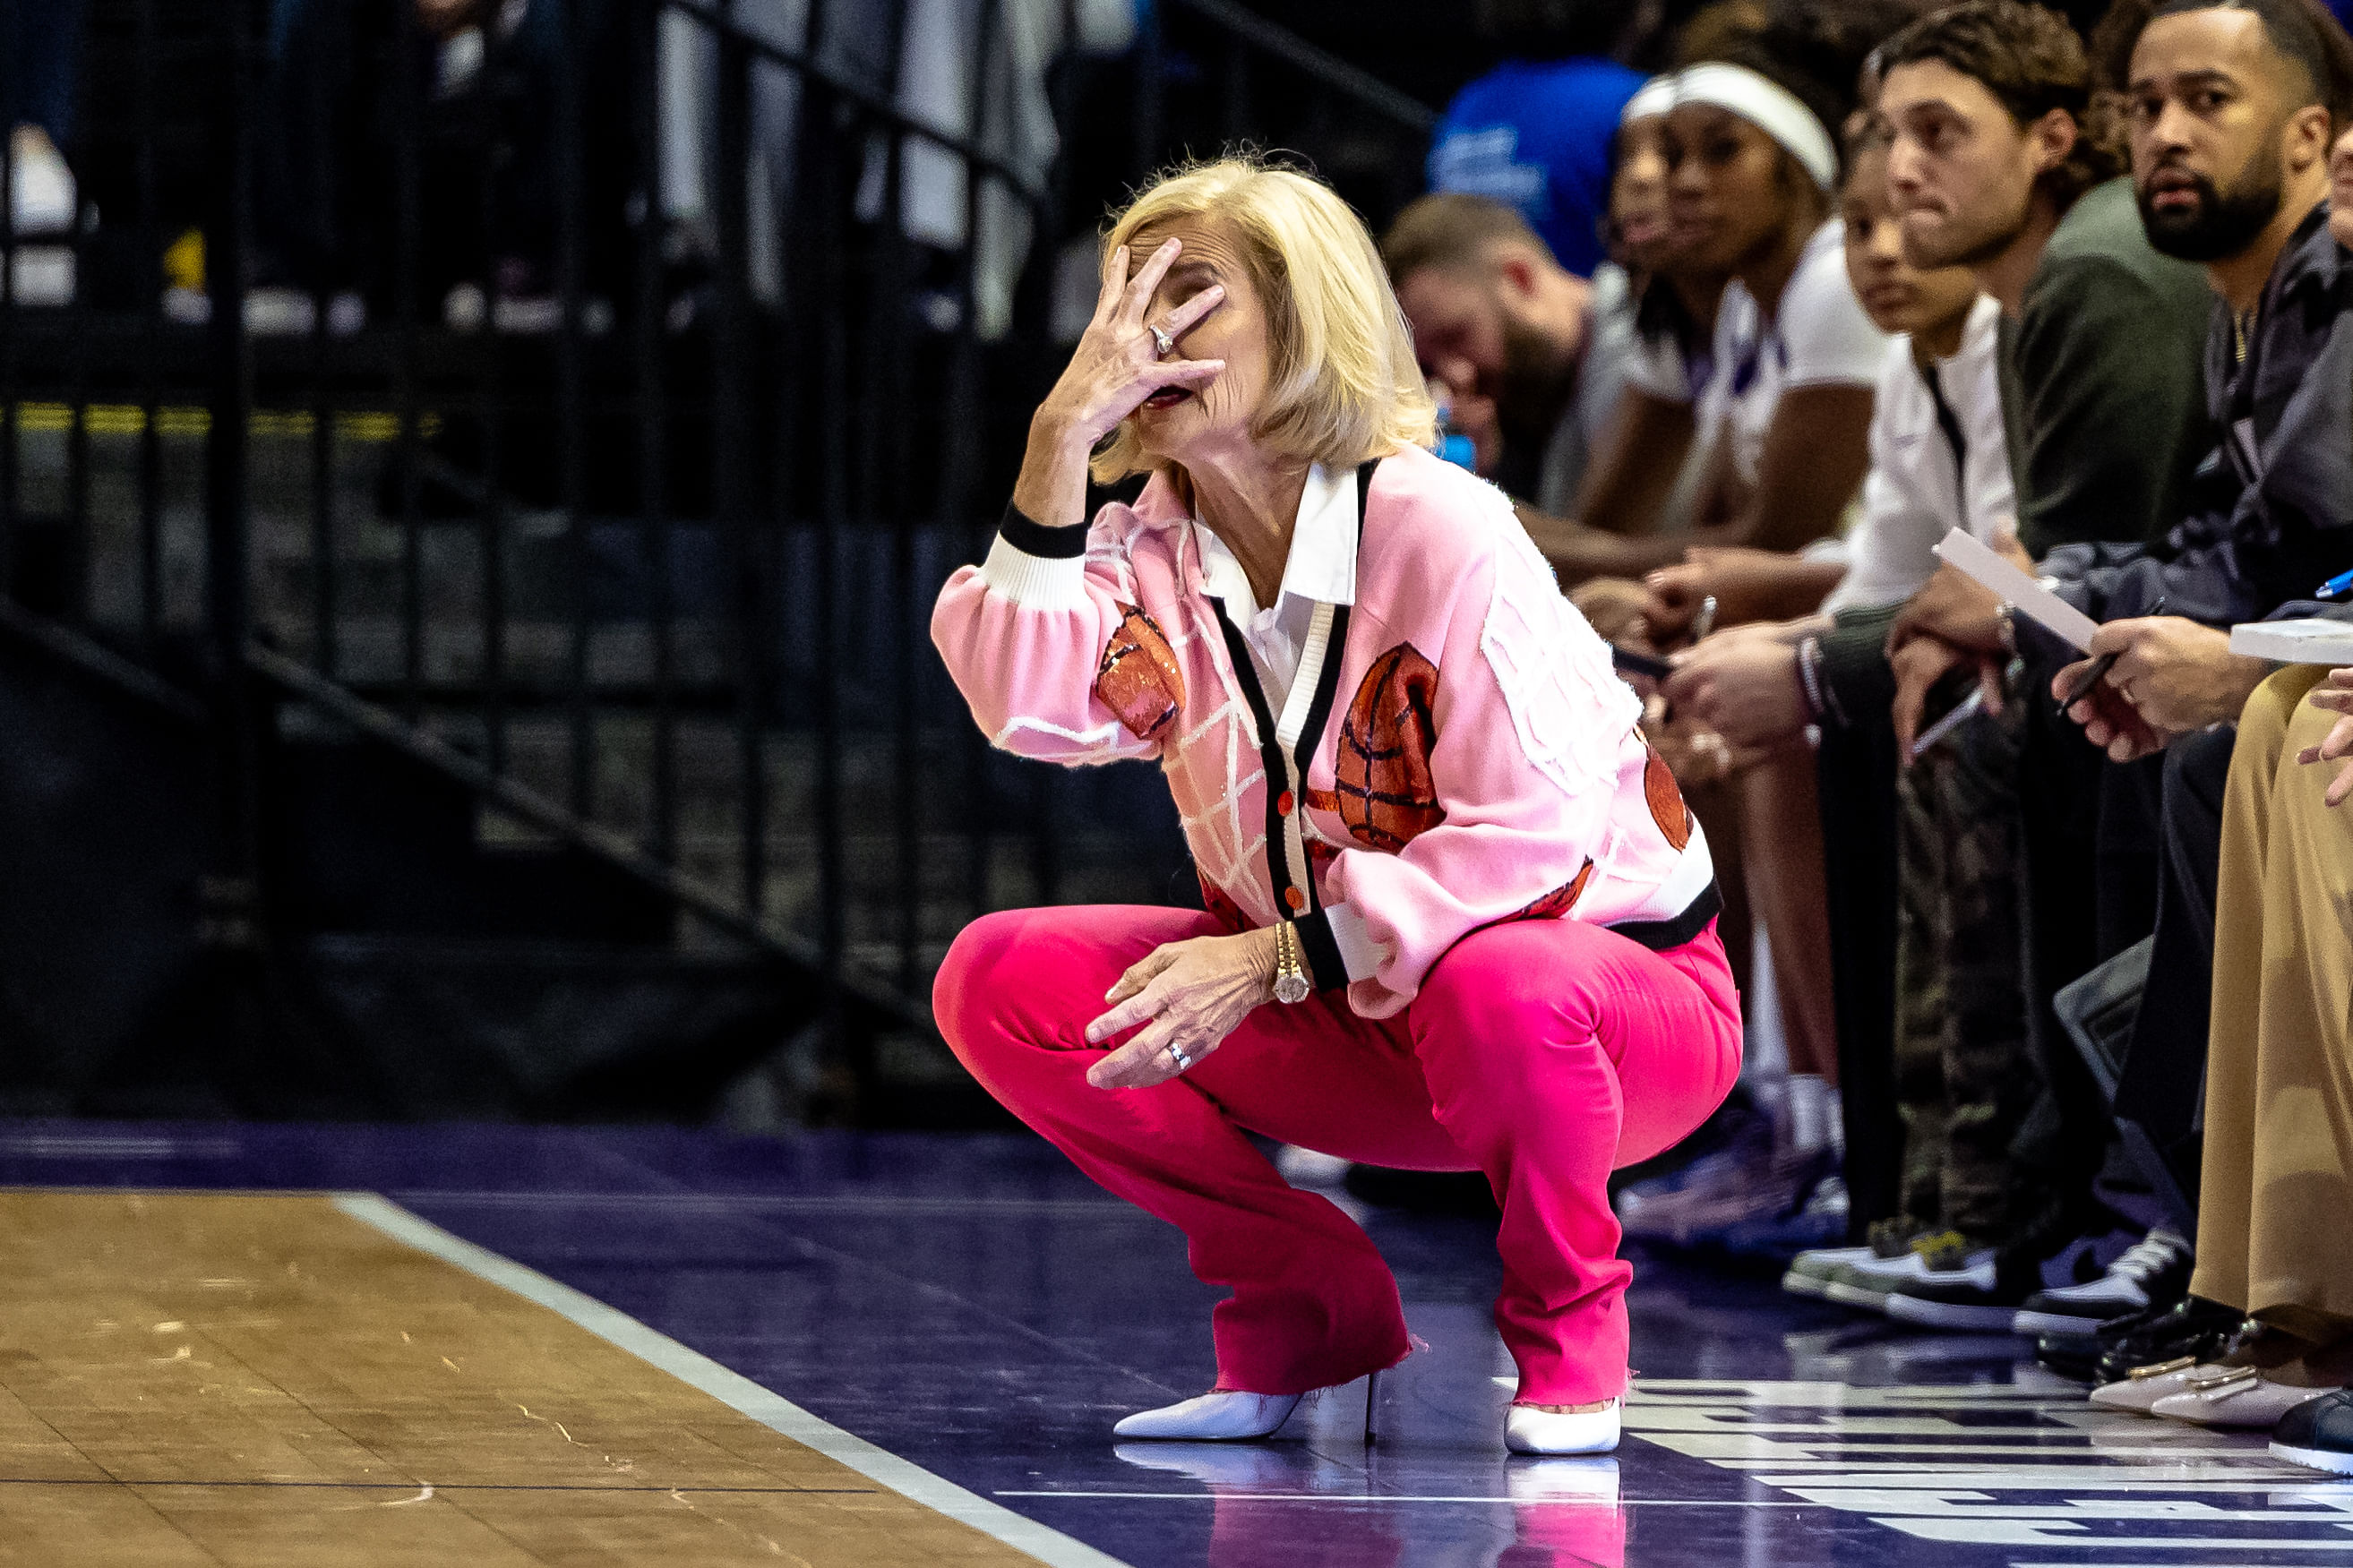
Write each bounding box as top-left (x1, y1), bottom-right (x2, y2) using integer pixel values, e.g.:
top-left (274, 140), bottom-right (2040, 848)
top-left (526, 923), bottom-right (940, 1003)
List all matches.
top-left (2233, 306), bottom-right (2258, 366)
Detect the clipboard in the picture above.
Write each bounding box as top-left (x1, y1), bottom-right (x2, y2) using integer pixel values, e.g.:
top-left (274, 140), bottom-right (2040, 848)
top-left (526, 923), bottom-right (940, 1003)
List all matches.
top-left (2230, 618), bottom-right (2353, 664)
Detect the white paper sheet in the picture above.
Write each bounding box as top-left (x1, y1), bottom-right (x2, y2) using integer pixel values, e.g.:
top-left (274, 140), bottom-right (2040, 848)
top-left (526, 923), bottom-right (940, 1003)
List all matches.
top-left (1930, 528), bottom-right (2101, 651)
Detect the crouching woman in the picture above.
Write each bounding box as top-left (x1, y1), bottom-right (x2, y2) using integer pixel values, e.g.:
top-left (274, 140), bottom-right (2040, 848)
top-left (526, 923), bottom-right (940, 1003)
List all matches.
top-left (930, 156), bottom-right (1742, 1455)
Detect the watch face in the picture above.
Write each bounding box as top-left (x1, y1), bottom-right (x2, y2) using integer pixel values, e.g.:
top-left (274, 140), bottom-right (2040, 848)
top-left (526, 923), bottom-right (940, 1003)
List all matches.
top-left (1275, 973), bottom-right (1312, 1005)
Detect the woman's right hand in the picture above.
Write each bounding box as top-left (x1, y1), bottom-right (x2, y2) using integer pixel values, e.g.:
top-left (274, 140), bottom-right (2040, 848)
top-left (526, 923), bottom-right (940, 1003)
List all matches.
top-left (1012, 238), bottom-right (1228, 529)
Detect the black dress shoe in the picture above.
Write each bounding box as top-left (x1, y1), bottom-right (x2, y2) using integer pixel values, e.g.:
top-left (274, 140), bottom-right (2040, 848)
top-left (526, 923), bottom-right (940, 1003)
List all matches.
top-left (2271, 1390), bottom-right (2353, 1475)
top-left (2037, 1294), bottom-right (2177, 1381)
top-left (2093, 1296), bottom-right (2251, 1385)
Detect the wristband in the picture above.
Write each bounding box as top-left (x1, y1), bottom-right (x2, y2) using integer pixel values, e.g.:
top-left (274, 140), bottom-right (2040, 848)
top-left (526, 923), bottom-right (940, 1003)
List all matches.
top-left (1795, 636), bottom-right (1827, 723)
top-left (998, 498), bottom-right (1086, 560)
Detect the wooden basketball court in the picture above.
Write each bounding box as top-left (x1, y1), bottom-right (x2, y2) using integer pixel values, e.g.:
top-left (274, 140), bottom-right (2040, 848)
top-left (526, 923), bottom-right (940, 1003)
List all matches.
top-left (0, 1188), bottom-right (1055, 1566)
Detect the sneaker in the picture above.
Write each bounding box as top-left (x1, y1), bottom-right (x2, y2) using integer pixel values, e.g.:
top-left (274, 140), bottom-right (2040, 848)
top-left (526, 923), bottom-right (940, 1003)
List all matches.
top-left (1616, 1117), bottom-right (1773, 1226)
top-left (1820, 1228), bottom-right (1973, 1312)
top-left (2271, 1389), bottom-right (2353, 1474)
top-left (1783, 1215), bottom-right (1924, 1300)
top-left (2013, 1230), bottom-right (2192, 1337)
top-left (1881, 1241), bottom-right (2028, 1332)
top-left (1721, 1173), bottom-right (1849, 1263)
top-left (1648, 1146), bottom-right (1838, 1248)
top-left (1666, 1147), bottom-right (1838, 1247)
top-left (1785, 1244), bottom-right (1873, 1300)
top-left (1610, 1091), bottom-right (1764, 1200)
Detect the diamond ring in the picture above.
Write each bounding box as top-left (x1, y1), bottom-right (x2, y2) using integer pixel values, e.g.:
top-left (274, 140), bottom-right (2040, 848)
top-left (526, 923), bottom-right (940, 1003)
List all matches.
top-left (1166, 1043), bottom-right (1193, 1072)
top-left (1148, 323), bottom-right (1174, 359)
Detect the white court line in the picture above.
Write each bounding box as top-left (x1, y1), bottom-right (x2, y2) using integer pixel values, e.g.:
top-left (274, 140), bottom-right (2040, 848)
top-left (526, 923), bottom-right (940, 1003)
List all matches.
top-left (1751, 1475), bottom-right (2353, 1493)
top-left (1632, 1392), bottom-right (2071, 1400)
top-left (1907, 1538), bottom-right (2353, 1552)
top-left (1811, 1447), bottom-right (2257, 1459)
top-left (406, 1190), bottom-right (1137, 1218)
top-left (997, 1492), bottom-right (1802, 1506)
top-left (332, 1193), bottom-right (1133, 1568)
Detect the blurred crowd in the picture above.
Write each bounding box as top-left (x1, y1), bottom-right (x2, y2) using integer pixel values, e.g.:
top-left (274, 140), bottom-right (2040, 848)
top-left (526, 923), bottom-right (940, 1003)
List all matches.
top-left (1380, 0), bottom-right (2353, 1475)
top-left (3, 0), bottom-right (1131, 336)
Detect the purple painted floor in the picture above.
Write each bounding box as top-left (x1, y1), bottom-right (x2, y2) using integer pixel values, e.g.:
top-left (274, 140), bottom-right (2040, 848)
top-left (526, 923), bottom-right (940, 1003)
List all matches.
top-left (2, 1119), bottom-right (2342, 1566)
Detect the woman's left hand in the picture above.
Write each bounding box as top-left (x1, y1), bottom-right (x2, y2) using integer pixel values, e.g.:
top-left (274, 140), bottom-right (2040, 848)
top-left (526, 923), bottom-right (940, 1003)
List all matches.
top-left (1082, 929), bottom-right (1280, 1089)
top-left (2299, 668), bottom-right (2353, 806)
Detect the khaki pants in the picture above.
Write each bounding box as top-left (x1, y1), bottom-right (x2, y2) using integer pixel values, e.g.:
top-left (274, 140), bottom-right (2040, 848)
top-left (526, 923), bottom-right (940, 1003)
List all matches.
top-left (2194, 666), bottom-right (2353, 1344)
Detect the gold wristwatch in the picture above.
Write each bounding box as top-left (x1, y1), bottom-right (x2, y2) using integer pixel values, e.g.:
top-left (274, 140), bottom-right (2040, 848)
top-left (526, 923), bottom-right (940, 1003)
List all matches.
top-left (1272, 920), bottom-right (1311, 1004)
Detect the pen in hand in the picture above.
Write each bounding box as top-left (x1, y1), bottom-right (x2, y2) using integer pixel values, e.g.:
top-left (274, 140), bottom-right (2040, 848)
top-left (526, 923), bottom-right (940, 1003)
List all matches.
top-left (2056, 594), bottom-right (2168, 718)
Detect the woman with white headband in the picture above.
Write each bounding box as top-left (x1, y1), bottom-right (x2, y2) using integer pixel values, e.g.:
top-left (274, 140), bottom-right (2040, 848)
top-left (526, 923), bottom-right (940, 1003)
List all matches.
top-left (1525, 38), bottom-right (1887, 591)
top-left (1647, 55), bottom-right (1885, 557)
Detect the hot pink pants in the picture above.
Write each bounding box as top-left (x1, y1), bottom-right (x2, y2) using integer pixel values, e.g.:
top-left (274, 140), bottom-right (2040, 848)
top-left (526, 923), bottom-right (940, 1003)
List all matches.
top-left (934, 906), bottom-right (1743, 1405)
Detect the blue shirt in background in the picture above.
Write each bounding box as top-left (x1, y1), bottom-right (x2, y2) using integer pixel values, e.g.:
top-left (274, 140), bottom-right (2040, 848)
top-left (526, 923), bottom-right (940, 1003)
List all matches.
top-left (1428, 58), bottom-right (1645, 278)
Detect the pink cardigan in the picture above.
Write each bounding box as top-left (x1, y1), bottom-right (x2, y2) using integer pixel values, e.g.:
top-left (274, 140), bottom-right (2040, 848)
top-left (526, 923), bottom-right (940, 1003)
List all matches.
top-left (932, 441), bottom-right (1716, 1018)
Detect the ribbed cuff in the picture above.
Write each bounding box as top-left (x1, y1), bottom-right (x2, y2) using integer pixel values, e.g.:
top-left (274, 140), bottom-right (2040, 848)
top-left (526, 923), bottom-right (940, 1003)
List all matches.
top-left (981, 501), bottom-right (1089, 610)
top-left (1291, 912), bottom-right (1351, 992)
top-left (1299, 902), bottom-right (1387, 990)
top-left (1816, 606), bottom-right (1900, 726)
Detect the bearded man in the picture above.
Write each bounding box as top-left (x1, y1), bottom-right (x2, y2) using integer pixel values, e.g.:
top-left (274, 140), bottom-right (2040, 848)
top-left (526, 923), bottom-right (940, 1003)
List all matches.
top-left (1381, 193), bottom-right (1629, 515)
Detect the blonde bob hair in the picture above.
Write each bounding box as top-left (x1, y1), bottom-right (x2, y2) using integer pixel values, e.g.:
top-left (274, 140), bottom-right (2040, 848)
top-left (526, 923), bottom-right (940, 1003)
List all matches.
top-left (1090, 155), bottom-right (1438, 485)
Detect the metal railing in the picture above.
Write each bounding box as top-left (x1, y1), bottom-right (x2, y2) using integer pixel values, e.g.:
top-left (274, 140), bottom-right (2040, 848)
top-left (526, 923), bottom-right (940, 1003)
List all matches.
top-left (0, 0), bottom-right (1433, 1115)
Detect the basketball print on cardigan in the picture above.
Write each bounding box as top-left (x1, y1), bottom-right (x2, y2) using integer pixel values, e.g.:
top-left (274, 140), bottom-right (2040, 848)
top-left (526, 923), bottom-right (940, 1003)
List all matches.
top-left (1511, 859), bottom-right (1595, 921)
top-left (1094, 604), bottom-right (1185, 741)
top-left (1643, 746), bottom-right (1693, 850)
top-left (1306, 642), bottom-right (1448, 852)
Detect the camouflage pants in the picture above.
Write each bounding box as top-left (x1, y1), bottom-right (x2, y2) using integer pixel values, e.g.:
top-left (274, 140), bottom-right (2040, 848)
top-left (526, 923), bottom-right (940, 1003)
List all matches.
top-left (1894, 681), bottom-right (2042, 1246)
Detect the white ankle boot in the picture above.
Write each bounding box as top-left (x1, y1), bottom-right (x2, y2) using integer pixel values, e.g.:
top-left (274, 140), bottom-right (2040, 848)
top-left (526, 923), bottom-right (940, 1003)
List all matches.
top-left (1506, 1399), bottom-right (1622, 1455)
top-left (1112, 1390), bottom-right (1303, 1441)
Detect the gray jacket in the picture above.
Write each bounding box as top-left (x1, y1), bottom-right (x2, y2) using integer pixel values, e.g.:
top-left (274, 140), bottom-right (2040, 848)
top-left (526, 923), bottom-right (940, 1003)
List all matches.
top-left (2048, 203), bottom-right (2353, 626)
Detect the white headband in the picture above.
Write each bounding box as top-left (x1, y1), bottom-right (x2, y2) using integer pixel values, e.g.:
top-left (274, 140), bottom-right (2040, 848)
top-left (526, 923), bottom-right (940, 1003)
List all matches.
top-left (1670, 63), bottom-right (1839, 192)
top-left (1621, 74), bottom-right (1677, 126)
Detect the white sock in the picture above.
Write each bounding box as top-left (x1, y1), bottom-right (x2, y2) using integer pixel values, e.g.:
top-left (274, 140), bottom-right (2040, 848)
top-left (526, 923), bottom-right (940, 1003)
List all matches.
top-left (1786, 1075), bottom-right (1833, 1155)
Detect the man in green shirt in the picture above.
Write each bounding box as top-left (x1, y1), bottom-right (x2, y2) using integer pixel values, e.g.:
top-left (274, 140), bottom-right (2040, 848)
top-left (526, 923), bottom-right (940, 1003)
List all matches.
top-left (1848, 5), bottom-right (2217, 706)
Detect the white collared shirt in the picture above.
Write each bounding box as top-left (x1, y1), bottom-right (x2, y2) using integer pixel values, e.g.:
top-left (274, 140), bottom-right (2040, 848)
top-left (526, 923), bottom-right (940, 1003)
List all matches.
top-left (1193, 463), bottom-right (1359, 711)
top-left (1825, 294), bottom-right (2014, 612)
